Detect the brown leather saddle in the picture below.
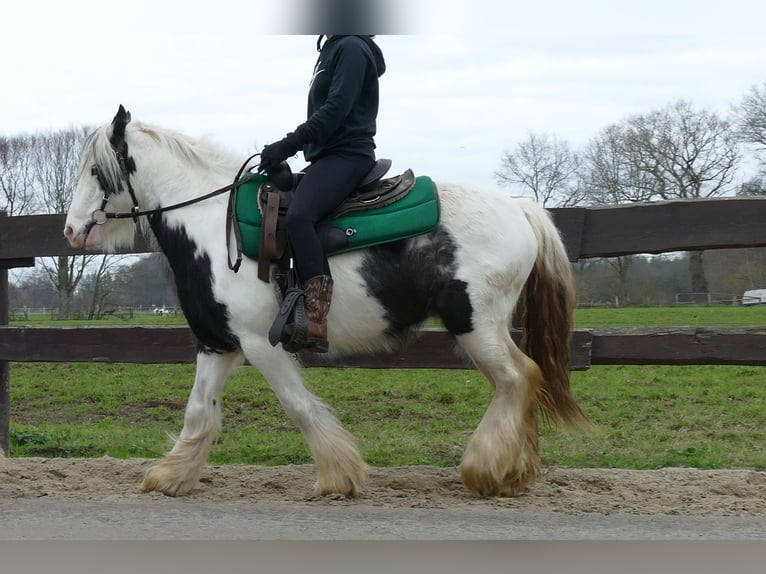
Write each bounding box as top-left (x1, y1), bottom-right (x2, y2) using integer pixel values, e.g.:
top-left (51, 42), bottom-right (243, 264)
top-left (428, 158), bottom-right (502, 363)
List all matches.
top-left (256, 159), bottom-right (416, 283)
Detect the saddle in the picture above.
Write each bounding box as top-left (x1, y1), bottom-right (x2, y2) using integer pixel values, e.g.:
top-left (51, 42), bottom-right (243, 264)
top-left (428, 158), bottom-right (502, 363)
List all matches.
top-left (225, 159), bottom-right (438, 353)
top-left (255, 159), bottom-right (416, 283)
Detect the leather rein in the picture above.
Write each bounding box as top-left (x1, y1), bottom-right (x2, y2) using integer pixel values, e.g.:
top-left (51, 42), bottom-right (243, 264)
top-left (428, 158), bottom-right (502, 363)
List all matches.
top-left (90, 146), bottom-right (261, 225)
top-left (89, 143), bottom-right (262, 271)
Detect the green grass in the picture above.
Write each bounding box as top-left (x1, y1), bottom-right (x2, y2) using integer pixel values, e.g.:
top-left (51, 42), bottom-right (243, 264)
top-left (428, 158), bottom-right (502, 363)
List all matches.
top-left (13, 304), bottom-right (766, 329)
top-left (544, 365), bottom-right (766, 469)
top-left (6, 306), bottom-right (766, 469)
top-left (8, 362), bottom-right (766, 470)
top-left (9, 314), bottom-right (188, 328)
top-left (15, 305), bottom-right (766, 328)
top-left (574, 305), bottom-right (766, 328)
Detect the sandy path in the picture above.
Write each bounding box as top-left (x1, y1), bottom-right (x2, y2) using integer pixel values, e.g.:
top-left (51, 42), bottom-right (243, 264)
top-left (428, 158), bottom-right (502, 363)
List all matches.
top-left (2, 456), bottom-right (765, 517)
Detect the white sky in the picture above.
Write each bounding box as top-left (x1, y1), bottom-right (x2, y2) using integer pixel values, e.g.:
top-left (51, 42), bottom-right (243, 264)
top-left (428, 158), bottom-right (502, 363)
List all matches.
top-left (2, 0), bottom-right (764, 191)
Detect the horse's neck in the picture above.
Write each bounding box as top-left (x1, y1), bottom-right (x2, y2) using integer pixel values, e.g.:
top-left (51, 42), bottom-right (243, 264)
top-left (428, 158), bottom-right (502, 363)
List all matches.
top-left (137, 141), bottom-right (243, 275)
top-left (141, 158), bottom-right (239, 208)
top-left (133, 131), bottom-right (244, 209)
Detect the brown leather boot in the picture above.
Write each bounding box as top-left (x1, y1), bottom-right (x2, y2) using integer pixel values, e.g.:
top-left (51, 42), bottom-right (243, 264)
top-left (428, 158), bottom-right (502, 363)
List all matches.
top-left (303, 275), bottom-right (333, 353)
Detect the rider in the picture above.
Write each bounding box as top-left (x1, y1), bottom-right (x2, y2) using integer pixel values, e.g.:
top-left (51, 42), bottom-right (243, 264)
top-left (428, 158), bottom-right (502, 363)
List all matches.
top-left (258, 35), bottom-right (386, 353)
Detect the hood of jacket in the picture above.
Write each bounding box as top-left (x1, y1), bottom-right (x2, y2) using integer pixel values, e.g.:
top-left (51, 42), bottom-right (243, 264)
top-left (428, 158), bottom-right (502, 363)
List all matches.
top-left (359, 35), bottom-right (386, 77)
top-left (323, 35), bottom-right (386, 77)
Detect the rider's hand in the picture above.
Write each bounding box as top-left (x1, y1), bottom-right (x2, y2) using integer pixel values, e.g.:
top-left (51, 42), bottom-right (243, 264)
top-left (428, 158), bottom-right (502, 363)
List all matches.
top-left (258, 135), bottom-right (301, 172)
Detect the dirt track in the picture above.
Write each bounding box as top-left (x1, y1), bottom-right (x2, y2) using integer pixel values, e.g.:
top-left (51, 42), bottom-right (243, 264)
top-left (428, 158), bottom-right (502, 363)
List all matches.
top-left (2, 456), bottom-right (766, 517)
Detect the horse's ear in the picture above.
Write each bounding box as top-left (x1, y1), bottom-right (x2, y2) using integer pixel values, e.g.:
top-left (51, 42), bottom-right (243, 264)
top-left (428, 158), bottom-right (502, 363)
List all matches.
top-left (110, 104), bottom-right (132, 147)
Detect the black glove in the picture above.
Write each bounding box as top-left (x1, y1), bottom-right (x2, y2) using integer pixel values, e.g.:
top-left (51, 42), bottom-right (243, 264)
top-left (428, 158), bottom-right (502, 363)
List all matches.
top-left (258, 134), bottom-right (301, 172)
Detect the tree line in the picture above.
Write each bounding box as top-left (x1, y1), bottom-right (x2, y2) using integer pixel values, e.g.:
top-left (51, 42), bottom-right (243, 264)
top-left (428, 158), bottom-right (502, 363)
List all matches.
top-left (496, 85), bottom-right (766, 301)
top-left (0, 127), bottom-right (178, 318)
top-left (3, 84), bottom-right (766, 316)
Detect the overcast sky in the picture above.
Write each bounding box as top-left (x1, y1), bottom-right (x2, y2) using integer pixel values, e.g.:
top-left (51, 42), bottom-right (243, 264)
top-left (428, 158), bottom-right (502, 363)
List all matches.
top-left (2, 0), bottom-right (764, 191)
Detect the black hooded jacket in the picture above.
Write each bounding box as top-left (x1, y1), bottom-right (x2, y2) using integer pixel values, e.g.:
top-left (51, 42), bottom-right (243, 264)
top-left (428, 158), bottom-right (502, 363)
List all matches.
top-left (289, 35), bottom-right (386, 163)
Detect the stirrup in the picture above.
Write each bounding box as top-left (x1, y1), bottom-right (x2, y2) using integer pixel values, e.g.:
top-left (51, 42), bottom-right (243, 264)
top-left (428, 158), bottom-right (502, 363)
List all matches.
top-left (268, 271), bottom-right (308, 351)
top-left (302, 336), bottom-right (329, 354)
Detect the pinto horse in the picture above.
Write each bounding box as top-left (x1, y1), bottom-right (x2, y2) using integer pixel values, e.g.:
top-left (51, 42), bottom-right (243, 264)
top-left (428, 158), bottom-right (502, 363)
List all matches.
top-left (64, 106), bottom-right (588, 498)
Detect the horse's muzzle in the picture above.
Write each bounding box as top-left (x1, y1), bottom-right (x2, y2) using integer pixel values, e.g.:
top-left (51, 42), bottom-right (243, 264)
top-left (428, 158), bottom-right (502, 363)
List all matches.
top-left (64, 222), bottom-right (89, 248)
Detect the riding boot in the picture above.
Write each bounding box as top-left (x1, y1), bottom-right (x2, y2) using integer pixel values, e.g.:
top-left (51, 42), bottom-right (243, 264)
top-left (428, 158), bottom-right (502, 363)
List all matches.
top-left (303, 274), bottom-right (333, 353)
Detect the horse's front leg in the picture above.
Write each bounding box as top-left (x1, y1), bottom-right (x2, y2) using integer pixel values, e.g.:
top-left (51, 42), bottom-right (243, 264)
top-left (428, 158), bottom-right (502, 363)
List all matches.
top-left (141, 349), bottom-right (243, 496)
top-left (244, 340), bottom-right (368, 497)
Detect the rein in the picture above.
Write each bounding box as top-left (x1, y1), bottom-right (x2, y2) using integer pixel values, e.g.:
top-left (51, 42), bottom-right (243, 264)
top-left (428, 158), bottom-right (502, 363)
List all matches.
top-left (89, 145), bottom-right (264, 272)
top-left (90, 151), bottom-right (262, 224)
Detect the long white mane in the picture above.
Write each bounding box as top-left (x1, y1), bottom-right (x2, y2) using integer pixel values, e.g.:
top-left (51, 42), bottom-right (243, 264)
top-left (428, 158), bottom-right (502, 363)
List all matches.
top-left (77, 128), bottom-right (123, 194)
top-left (75, 121), bottom-right (245, 251)
top-left (81, 122), bottom-right (243, 179)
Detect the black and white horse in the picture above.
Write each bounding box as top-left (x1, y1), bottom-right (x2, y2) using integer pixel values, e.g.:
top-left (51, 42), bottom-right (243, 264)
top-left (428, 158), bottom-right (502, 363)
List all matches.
top-left (65, 106), bottom-right (587, 498)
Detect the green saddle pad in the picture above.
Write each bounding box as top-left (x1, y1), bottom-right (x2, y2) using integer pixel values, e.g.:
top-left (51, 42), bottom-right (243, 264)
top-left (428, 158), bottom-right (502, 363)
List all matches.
top-left (234, 174), bottom-right (440, 260)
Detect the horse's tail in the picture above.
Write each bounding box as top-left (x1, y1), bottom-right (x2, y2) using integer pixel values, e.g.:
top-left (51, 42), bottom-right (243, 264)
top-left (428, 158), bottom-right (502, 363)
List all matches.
top-left (518, 199), bottom-right (590, 428)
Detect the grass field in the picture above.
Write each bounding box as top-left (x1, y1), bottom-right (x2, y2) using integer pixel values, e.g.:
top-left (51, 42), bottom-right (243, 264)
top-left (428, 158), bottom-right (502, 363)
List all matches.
top-left (575, 305), bottom-right (766, 328)
top-left (11, 304), bottom-right (766, 328)
top-left (6, 306), bottom-right (766, 470)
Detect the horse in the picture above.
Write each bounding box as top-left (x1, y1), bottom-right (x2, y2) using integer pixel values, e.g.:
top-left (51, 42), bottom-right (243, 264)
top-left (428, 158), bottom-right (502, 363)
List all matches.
top-left (64, 106), bottom-right (589, 498)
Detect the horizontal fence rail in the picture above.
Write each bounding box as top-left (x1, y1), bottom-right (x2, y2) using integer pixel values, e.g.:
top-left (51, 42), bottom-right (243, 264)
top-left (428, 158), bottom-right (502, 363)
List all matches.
top-left (0, 327), bottom-right (592, 370)
top-left (4, 197), bottom-right (766, 263)
top-left (550, 198), bottom-right (766, 261)
top-left (2, 198), bottom-right (766, 454)
top-left (2, 326), bottom-right (765, 369)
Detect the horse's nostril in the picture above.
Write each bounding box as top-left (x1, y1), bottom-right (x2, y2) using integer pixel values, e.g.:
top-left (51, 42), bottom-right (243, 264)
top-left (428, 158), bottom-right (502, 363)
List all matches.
top-left (64, 224), bottom-right (74, 239)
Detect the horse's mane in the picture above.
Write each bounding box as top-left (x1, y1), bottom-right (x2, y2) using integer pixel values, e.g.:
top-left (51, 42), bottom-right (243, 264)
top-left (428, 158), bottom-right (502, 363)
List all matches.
top-left (79, 121), bottom-right (242, 190)
top-left (77, 120), bottom-right (245, 252)
top-left (134, 124), bottom-right (242, 174)
top-left (78, 127), bottom-right (124, 194)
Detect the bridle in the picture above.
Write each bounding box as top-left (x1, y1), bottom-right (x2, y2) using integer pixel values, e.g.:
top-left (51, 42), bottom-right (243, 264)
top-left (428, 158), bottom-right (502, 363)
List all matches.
top-left (87, 140), bottom-right (262, 272)
top-left (88, 142), bottom-right (261, 226)
top-left (90, 140), bottom-right (140, 225)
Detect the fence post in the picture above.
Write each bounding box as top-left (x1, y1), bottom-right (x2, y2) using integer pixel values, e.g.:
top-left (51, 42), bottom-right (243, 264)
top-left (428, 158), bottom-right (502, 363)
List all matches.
top-left (0, 268), bottom-right (8, 456)
top-left (0, 211), bottom-right (9, 455)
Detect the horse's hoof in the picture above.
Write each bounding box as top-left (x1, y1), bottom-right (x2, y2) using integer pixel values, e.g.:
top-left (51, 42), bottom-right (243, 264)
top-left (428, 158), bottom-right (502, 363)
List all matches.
top-left (140, 463), bottom-right (198, 497)
top-left (313, 462), bottom-right (367, 498)
top-left (314, 476), bottom-right (360, 498)
top-left (459, 460), bottom-right (539, 498)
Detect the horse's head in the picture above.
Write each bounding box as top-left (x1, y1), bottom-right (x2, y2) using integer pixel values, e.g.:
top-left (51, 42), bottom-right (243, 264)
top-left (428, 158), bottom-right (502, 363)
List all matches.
top-left (64, 105), bottom-right (143, 251)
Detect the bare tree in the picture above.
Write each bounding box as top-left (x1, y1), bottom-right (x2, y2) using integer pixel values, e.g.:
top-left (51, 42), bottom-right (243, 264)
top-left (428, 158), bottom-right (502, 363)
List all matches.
top-left (581, 125), bottom-right (657, 303)
top-left (33, 127), bottom-right (90, 213)
top-left (734, 82), bottom-right (766, 181)
top-left (634, 101), bottom-right (738, 293)
top-left (80, 254), bottom-right (132, 319)
top-left (583, 100), bottom-right (740, 295)
top-left (738, 176), bottom-right (766, 196)
top-left (583, 124), bottom-right (664, 205)
top-left (623, 100), bottom-right (739, 201)
top-left (0, 134), bottom-right (38, 215)
top-left (495, 132), bottom-right (583, 207)
top-left (30, 126), bottom-right (102, 319)
top-left (734, 83), bottom-right (766, 151)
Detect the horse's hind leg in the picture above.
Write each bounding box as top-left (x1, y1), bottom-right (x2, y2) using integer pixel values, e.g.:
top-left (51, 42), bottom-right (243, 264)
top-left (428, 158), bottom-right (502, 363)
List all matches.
top-left (141, 350), bottom-right (243, 496)
top-left (456, 322), bottom-right (543, 497)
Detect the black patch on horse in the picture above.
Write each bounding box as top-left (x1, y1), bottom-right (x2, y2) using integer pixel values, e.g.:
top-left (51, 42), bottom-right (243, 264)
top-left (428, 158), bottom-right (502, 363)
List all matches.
top-left (148, 214), bottom-right (240, 353)
top-left (360, 226), bottom-right (474, 337)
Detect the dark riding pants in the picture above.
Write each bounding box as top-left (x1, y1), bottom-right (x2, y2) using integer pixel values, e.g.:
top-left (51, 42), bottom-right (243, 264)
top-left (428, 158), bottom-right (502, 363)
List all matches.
top-left (286, 153), bottom-right (375, 284)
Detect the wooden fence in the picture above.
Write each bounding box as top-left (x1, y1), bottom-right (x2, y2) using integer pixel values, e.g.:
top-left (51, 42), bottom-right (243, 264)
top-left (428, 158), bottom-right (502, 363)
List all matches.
top-left (2, 197), bottom-right (766, 453)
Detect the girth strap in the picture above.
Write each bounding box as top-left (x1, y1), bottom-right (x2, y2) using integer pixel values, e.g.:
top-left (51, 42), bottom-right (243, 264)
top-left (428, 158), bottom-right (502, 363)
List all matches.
top-left (258, 189), bottom-right (282, 282)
